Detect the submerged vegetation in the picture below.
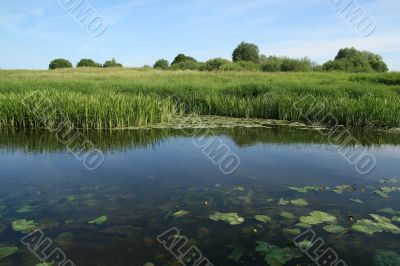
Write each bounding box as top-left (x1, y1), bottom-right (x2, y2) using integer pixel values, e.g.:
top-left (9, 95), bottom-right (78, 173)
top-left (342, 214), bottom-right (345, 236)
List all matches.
top-left (0, 69), bottom-right (399, 129)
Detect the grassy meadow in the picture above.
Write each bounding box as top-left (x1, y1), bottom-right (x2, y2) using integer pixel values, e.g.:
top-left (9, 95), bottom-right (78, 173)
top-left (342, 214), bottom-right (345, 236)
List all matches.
top-left (0, 68), bottom-right (399, 129)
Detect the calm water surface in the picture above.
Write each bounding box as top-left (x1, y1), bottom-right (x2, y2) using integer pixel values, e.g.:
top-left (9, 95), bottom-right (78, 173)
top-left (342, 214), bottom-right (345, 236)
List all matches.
top-left (0, 128), bottom-right (399, 266)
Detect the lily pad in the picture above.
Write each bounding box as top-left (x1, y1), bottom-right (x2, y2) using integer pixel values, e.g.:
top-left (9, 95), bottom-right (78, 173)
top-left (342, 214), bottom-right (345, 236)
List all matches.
top-left (299, 211), bottom-right (336, 225)
top-left (323, 224), bottom-right (346, 233)
top-left (370, 214), bottom-right (392, 224)
top-left (295, 223), bottom-right (312, 229)
top-left (374, 187), bottom-right (400, 198)
top-left (256, 241), bottom-right (302, 266)
top-left (288, 186), bottom-right (319, 193)
top-left (11, 219), bottom-right (37, 233)
top-left (233, 186), bottom-right (245, 191)
top-left (172, 210), bottom-right (190, 217)
top-left (0, 246), bottom-right (18, 260)
top-left (280, 211), bottom-right (295, 220)
top-left (295, 240), bottom-right (313, 250)
top-left (278, 198), bottom-right (289, 206)
top-left (254, 215), bottom-right (271, 224)
top-left (378, 208), bottom-right (400, 216)
top-left (332, 185), bottom-right (353, 194)
top-left (379, 178), bottom-right (399, 184)
top-left (228, 247), bottom-right (242, 262)
top-left (283, 228), bottom-right (301, 235)
top-left (373, 249), bottom-right (400, 266)
top-left (392, 217), bottom-right (400, 223)
top-left (350, 199), bottom-right (363, 204)
top-left (88, 215), bottom-right (108, 225)
top-left (16, 204), bottom-right (37, 213)
top-left (290, 199), bottom-right (309, 207)
top-left (209, 212), bottom-right (244, 225)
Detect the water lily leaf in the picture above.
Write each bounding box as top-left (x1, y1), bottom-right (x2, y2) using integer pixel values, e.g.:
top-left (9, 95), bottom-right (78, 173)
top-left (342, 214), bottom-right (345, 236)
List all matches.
top-left (323, 224), bottom-right (346, 233)
top-left (295, 223), bottom-right (312, 229)
top-left (173, 210), bottom-right (190, 217)
top-left (209, 212), bottom-right (244, 225)
top-left (378, 208), bottom-right (400, 216)
top-left (11, 219), bottom-right (37, 233)
top-left (370, 214), bottom-right (392, 224)
top-left (295, 240), bottom-right (313, 250)
top-left (392, 217), bottom-right (400, 223)
top-left (88, 215), bottom-right (108, 225)
top-left (283, 228), bottom-right (301, 235)
top-left (228, 247), bottom-right (242, 262)
top-left (374, 187), bottom-right (400, 198)
top-left (280, 211), bottom-right (295, 220)
top-left (16, 204), bottom-right (37, 213)
top-left (290, 199), bottom-right (309, 207)
top-left (350, 199), bottom-right (363, 204)
top-left (278, 198), bottom-right (289, 206)
top-left (299, 211), bottom-right (336, 225)
top-left (289, 186), bottom-right (319, 193)
top-left (379, 178), bottom-right (399, 184)
top-left (0, 246), bottom-right (18, 260)
top-left (351, 219), bottom-right (383, 236)
top-left (373, 249), bottom-right (400, 266)
top-left (254, 215), bottom-right (271, 224)
top-left (256, 241), bottom-right (302, 266)
top-left (233, 186), bottom-right (245, 191)
top-left (332, 185), bottom-right (352, 194)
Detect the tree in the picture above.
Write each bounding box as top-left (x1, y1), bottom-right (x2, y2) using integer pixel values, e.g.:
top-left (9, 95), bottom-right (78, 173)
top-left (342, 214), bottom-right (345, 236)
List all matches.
top-left (103, 58), bottom-right (123, 68)
top-left (232, 42), bottom-right (260, 63)
top-left (260, 56), bottom-right (282, 72)
top-left (323, 47), bottom-right (388, 72)
top-left (203, 58), bottom-right (230, 71)
top-left (49, 59), bottom-right (73, 70)
top-left (153, 59), bottom-right (169, 69)
top-left (77, 59), bottom-right (101, 68)
top-left (171, 54), bottom-right (197, 65)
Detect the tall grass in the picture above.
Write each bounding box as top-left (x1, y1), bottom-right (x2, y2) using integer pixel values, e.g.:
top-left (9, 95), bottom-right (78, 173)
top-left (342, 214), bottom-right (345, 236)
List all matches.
top-left (0, 69), bottom-right (399, 129)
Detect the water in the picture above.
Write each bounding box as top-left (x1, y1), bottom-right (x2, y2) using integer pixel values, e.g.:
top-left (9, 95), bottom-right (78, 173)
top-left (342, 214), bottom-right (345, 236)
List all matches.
top-left (0, 127), bottom-right (399, 266)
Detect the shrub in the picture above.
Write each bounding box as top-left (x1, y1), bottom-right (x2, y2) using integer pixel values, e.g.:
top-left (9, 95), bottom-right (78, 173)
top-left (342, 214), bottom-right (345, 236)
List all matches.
top-left (202, 58), bottom-right (231, 71)
top-left (103, 58), bottom-right (123, 68)
top-left (153, 59), bottom-right (169, 69)
top-left (49, 59), bottom-right (73, 70)
top-left (232, 42), bottom-right (260, 63)
top-left (280, 57), bottom-right (313, 72)
top-left (218, 61), bottom-right (260, 72)
top-left (260, 56), bottom-right (282, 72)
top-left (171, 54), bottom-right (197, 65)
top-left (170, 60), bottom-right (203, 70)
top-left (77, 59), bottom-right (101, 68)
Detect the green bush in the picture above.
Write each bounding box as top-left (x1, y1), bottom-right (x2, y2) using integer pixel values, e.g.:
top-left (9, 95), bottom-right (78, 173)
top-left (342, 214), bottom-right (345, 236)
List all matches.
top-left (202, 58), bottom-right (231, 71)
top-left (219, 61), bottom-right (260, 72)
top-left (260, 56), bottom-right (281, 72)
top-left (153, 59), bottom-right (169, 69)
top-left (49, 59), bottom-right (73, 70)
top-left (103, 58), bottom-right (123, 68)
top-left (232, 42), bottom-right (260, 63)
top-left (77, 59), bottom-right (101, 68)
top-left (170, 60), bottom-right (203, 70)
top-left (323, 47), bottom-right (388, 73)
top-left (171, 54), bottom-right (197, 65)
top-left (281, 57), bottom-right (313, 72)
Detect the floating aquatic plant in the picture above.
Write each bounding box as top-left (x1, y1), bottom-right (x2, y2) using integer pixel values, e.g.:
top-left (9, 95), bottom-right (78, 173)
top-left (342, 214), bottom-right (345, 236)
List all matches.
top-left (254, 215), bottom-right (271, 224)
top-left (373, 249), bottom-right (400, 266)
top-left (351, 216), bottom-right (400, 236)
top-left (278, 198), bottom-right (289, 206)
top-left (172, 210), bottom-right (190, 217)
top-left (332, 185), bottom-right (353, 194)
top-left (323, 224), bottom-right (345, 233)
top-left (209, 212), bottom-right (244, 225)
top-left (280, 211), bottom-right (295, 220)
top-left (11, 219), bottom-right (37, 233)
top-left (378, 208), bottom-right (400, 216)
top-left (295, 223), bottom-right (312, 229)
top-left (288, 186), bottom-right (319, 193)
top-left (299, 211), bottom-right (336, 225)
top-left (295, 240), bottom-right (313, 250)
top-left (0, 246), bottom-right (18, 260)
top-left (283, 228), bottom-right (301, 235)
top-left (374, 187), bottom-right (400, 198)
top-left (256, 241), bottom-right (302, 266)
top-left (228, 247), bottom-right (242, 262)
top-left (350, 199), bottom-right (363, 204)
top-left (233, 186), bottom-right (245, 191)
top-left (16, 204), bottom-right (37, 213)
top-left (88, 215), bottom-right (108, 225)
top-left (379, 178), bottom-right (399, 184)
top-left (290, 199), bottom-right (308, 207)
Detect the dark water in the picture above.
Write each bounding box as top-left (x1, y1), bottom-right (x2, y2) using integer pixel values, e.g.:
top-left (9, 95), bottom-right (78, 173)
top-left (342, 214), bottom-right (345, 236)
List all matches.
top-left (0, 127), bottom-right (399, 266)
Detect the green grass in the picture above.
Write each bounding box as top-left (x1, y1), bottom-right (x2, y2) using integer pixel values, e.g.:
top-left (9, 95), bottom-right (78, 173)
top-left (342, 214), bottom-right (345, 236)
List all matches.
top-left (0, 68), bottom-right (399, 129)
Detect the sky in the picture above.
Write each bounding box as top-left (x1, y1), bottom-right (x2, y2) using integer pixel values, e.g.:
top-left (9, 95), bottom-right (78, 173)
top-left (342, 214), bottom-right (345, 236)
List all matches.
top-left (0, 0), bottom-right (399, 70)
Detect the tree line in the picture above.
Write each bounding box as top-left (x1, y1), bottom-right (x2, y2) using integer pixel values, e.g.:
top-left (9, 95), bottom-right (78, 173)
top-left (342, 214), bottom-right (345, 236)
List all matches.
top-left (49, 42), bottom-right (388, 73)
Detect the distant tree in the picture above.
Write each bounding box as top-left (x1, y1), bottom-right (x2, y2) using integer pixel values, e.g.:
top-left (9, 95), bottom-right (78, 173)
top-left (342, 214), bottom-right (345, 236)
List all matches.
top-left (203, 58), bottom-right (230, 71)
top-left (171, 54), bottom-right (197, 65)
top-left (153, 59), bottom-right (169, 69)
top-left (323, 47), bottom-right (388, 72)
top-left (49, 59), bottom-right (73, 70)
top-left (232, 42), bottom-right (260, 63)
top-left (260, 56), bottom-right (282, 72)
top-left (77, 58), bottom-right (101, 68)
top-left (103, 58), bottom-right (123, 68)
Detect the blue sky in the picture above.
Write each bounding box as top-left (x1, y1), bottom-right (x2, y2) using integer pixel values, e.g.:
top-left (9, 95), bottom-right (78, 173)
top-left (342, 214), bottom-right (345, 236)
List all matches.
top-left (1, 0), bottom-right (399, 70)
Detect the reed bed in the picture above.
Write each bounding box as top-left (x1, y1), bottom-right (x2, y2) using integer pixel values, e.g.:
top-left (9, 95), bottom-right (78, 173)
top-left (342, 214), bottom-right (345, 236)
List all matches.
top-left (0, 69), bottom-right (399, 129)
